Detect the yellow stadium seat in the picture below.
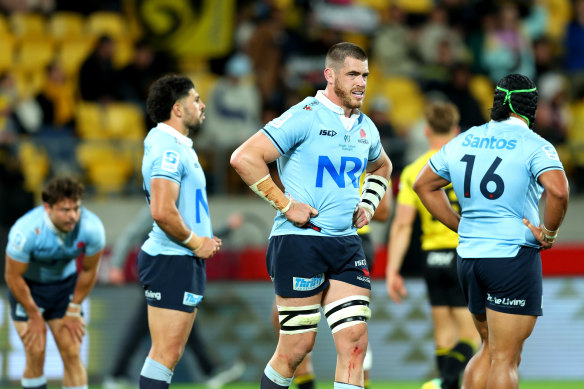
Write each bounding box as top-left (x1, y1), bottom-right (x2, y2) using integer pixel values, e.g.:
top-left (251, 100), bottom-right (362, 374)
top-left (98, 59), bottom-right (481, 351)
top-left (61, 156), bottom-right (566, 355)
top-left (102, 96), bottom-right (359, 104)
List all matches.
top-left (364, 75), bottom-right (425, 134)
top-left (76, 101), bottom-right (107, 139)
top-left (0, 35), bottom-right (15, 71)
top-left (57, 38), bottom-right (94, 77)
top-left (10, 13), bottom-right (46, 39)
top-left (15, 39), bottom-right (56, 72)
top-left (0, 13), bottom-right (10, 35)
top-left (542, 0), bottom-right (571, 40)
top-left (395, 0), bottom-right (432, 14)
top-left (76, 141), bottom-right (133, 195)
top-left (354, 0), bottom-right (390, 12)
top-left (18, 141), bottom-right (50, 197)
top-left (11, 68), bottom-right (45, 98)
top-left (469, 75), bottom-right (494, 121)
top-left (86, 11), bottom-right (126, 40)
top-left (48, 11), bottom-right (85, 42)
top-left (104, 102), bottom-right (146, 140)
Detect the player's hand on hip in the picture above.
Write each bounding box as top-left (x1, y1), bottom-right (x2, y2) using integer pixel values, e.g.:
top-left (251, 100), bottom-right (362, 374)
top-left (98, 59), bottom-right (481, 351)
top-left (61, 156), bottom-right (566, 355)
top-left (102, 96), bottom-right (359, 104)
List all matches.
top-left (194, 236), bottom-right (221, 259)
top-left (283, 198), bottom-right (319, 227)
top-left (21, 314), bottom-right (46, 349)
top-left (62, 315), bottom-right (86, 343)
top-left (522, 218), bottom-right (554, 250)
top-left (387, 271), bottom-right (407, 304)
top-left (352, 205), bottom-right (372, 229)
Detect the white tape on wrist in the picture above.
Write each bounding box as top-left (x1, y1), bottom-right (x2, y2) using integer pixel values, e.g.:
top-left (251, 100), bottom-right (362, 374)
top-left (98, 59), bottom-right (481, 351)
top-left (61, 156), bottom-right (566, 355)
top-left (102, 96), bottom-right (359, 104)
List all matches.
top-left (359, 174), bottom-right (389, 216)
top-left (181, 231), bottom-right (194, 245)
top-left (68, 302), bottom-right (82, 310)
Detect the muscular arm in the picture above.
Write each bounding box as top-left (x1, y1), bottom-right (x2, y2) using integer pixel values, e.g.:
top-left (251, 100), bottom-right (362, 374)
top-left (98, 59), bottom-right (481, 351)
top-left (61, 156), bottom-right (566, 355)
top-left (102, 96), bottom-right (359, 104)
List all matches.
top-left (4, 256), bottom-right (42, 320)
top-left (366, 149), bottom-right (393, 183)
top-left (538, 170), bottom-right (569, 231)
top-left (373, 188), bottom-right (392, 222)
top-left (413, 164), bottom-right (460, 232)
top-left (71, 250), bottom-right (102, 305)
top-left (386, 204), bottom-right (416, 303)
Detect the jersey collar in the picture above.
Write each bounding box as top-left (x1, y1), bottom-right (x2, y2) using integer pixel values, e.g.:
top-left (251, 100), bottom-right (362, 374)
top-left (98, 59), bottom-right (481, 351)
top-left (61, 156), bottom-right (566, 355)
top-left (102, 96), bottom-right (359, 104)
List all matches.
top-left (500, 116), bottom-right (529, 129)
top-left (315, 90), bottom-right (360, 119)
top-left (155, 122), bottom-right (193, 147)
top-left (44, 211), bottom-right (68, 242)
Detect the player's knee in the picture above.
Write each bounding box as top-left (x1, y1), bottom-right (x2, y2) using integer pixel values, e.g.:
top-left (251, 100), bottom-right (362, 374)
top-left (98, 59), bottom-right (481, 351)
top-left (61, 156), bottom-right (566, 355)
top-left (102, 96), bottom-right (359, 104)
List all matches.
top-left (59, 344), bottom-right (82, 366)
top-left (277, 303), bottom-right (321, 335)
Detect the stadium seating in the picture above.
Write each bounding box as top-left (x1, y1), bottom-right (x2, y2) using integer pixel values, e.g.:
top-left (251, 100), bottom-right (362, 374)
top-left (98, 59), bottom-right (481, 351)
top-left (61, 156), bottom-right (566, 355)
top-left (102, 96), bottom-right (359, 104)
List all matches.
top-left (48, 11), bottom-right (85, 42)
top-left (469, 74), bottom-right (494, 121)
top-left (0, 35), bottom-right (15, 72)
top-left (15, 38), bottom-right (55, 73)
top-left (10, 12), bottom-right (46, 39)
top-left (57, 38), bottom-right (95, 77)
top-left (103, 102), bottom-right (146, 140)
top-left (86, 11), bottom-right (127, 40)
top-left (76, 141), bottom-right (134, 195)
top-left (18, 141), bottom-right (50, 198)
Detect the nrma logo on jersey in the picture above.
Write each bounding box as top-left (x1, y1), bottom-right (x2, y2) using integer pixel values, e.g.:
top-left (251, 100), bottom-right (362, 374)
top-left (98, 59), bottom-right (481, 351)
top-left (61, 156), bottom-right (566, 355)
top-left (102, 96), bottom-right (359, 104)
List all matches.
top-left (183, 292), bottom-right (203, 306)
top-left (316, 156), bottom-right (367, 188)
top-left (293, 274), bottom-right (325, 291)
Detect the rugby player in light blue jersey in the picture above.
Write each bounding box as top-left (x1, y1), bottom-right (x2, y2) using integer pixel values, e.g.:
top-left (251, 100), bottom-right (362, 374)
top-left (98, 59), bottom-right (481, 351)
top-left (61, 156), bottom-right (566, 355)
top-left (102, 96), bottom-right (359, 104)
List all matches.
top-left (231, 42), bottom-right (392, 389)
top-left (5, 177), bottom-right (105, 389)
top-left (414, 74), bottom-right (570, 389)
top-left (138, 75), bottom-right (221, 389)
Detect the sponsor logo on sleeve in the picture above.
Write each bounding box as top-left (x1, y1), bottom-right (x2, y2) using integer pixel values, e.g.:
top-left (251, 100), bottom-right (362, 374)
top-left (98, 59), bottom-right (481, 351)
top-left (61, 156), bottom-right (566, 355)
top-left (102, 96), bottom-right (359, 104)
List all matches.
top-left (293, 274), bottom-right (325, 291)
top-left (542, 145), bottom-right (560, 161)
top-left (161, 150), bottom-right (180, 172)
top-left (269, 112), bottom-right (293, 128)
top-left (183, 292), bottom-right (203, 306)
top-left (11, 231), bottom-right (26, 252)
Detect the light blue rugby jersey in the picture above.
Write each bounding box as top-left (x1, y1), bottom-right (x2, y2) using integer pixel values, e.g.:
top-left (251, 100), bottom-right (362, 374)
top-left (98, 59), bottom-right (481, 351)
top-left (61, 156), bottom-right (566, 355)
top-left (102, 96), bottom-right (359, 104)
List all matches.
top-left (262, 91), bottom-right (383, 237)
top-left (429, 117), bottom-right (565, 258)
top-left (6, 206), bottom-right (105, 283)
top-left (141, 123), bottom-right (213, 256)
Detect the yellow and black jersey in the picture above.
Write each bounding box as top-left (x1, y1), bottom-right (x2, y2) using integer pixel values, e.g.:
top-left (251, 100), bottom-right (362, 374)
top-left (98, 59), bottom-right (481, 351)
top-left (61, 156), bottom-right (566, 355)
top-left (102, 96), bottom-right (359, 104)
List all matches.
top-left (397, 150), bottom-right (459, 251)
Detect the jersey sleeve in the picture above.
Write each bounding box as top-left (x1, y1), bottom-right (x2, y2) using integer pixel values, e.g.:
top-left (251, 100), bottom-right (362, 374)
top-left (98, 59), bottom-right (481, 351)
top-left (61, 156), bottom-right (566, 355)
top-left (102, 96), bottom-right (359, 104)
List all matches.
top-left (261, 108), bottom-right (313, 155)
top-left (428, 142), bottom-right (452, 182)
top-left (368, 121), bottom-right (383, 162)
top-left (149, 144), bottom-right (186, 184)
top-left (83, 212), bottom-right (106, 256)
top-left (527, 139), bottom-right (565, 180)
top-left (6, 223), bottom-right (35, 263)
top-left (396, 164), bottom-right (418, 208)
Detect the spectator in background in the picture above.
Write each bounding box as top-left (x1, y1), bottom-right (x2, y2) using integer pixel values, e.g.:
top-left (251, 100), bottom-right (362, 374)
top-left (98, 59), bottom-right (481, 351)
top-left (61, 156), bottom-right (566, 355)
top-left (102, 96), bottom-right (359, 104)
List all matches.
top-left (534, 72), bottom-right (569, 146)
top-left (35, 62), bottom-right (79, 175)
top-left (564, 0), bottom-right (584, 98)
top-left (371, 4), bottom-right (418, 78)
top-left (117, 40), bottom-right (174, 123)
top-left (533, 36), bottom-right (561, 84)
top-left (481, 2), bottom-right (546, 83)
top-left (198, 53), bottom-right (261, 151)
top-left (368, 96), bottom-right (406, 174)
top-left (0, 72), bottom-right (19, 146)
top-left (79, 35), bottom-right (119, 103)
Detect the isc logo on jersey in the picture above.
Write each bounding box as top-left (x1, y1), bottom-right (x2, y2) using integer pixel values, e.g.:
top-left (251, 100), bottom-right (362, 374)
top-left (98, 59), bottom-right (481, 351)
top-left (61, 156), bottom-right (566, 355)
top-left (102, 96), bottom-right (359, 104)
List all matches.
top-left (161, 150), bottom-right (180, 172)
top-left (183, 292), bottom-right (203, 306)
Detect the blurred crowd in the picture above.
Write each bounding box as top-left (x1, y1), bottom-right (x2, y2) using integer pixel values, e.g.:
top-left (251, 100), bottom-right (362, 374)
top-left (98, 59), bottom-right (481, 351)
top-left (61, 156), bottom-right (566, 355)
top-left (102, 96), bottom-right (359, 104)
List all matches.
top-left (1, 0), bottom-right (584, 205)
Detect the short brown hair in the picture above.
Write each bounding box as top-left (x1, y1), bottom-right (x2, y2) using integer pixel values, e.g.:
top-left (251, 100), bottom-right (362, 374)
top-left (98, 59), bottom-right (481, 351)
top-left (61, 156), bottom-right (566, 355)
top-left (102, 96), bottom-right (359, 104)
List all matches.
top-left (42, 177), bottom-right (84, 206)
top-left (325, 42), bottom-right (368, 70)
top-left (424, 101), bottom-right (459, 135)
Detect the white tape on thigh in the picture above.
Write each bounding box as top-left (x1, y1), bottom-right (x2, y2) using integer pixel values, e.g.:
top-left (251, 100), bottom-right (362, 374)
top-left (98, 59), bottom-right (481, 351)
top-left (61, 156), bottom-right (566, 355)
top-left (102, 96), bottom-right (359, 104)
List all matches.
top-left (324, 295), bottom-right (371, 334)
top-left (277, 304), bottom-right (322, 335)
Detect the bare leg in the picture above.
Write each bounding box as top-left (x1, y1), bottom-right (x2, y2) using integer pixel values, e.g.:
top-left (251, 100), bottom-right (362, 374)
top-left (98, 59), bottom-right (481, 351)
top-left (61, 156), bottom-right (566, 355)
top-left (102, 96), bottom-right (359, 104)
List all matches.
top-left (13, 321), bottom-right (47, 382)
top-left (47, 318), bottom-right (86, 387)
top-left (462, 313), bottom-right (489, 389)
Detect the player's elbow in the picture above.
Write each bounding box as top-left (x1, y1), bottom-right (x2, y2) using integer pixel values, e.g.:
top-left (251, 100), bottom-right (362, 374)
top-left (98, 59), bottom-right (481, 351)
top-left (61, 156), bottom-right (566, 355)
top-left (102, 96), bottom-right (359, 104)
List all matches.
top-left (546, 182), bottom-right (570, 207)
top-left (229, 148), bottom-right (245, 174)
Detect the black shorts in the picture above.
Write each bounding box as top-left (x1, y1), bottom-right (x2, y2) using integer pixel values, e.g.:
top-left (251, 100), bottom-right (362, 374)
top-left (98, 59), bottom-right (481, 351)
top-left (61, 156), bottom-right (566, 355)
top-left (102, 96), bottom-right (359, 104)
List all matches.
top-left (423, 249), bottom-right (466, 307)
top-left (266, 234), bottom-right (370, 298)
top-left (138, 250), bottom-right (206, 313)
top-left (359, 233), bottom-right (375, 272)
top-left (9, 274), bottom-right (78, 321)
top-left (457, 246), bottom-right (543, 316)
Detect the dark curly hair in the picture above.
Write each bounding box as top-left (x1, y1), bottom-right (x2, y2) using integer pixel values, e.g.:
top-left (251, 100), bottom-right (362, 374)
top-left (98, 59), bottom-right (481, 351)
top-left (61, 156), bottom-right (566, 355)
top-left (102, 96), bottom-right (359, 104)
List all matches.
top-left (42, 176), bottom-right (84, 206)
top-left (490, 73), bottom-right (538, 128)
top-left (146, 75), bottom-right (194, 124)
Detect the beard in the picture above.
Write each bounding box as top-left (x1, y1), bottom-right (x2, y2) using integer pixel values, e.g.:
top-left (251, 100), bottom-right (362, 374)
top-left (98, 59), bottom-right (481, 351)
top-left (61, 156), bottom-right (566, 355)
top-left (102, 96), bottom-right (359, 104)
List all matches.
top-left (333, 80), bottom-right (363, 110)
top-left (186, 114), bottom-right (204, 136)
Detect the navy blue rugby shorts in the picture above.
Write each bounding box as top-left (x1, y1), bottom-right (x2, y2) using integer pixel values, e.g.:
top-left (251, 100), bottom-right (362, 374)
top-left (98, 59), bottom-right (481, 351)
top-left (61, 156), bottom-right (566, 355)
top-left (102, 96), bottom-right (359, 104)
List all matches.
top-left (266, 234), bottom-right (371, 298)
top-left (138, 250), bottom-right (206, 313)
top-left (423, 249), bottom-right (466, 307)
top-left (9, 273), bottom-right (78, 321)
top-left (457, 246), bottom-right (543, 316)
